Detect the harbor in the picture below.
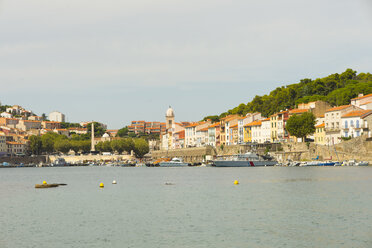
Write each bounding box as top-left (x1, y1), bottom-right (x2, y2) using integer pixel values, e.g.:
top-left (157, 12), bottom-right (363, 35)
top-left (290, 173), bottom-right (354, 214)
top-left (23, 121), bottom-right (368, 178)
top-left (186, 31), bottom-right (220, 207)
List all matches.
top-left (1, 166), bottom-right (372, 248)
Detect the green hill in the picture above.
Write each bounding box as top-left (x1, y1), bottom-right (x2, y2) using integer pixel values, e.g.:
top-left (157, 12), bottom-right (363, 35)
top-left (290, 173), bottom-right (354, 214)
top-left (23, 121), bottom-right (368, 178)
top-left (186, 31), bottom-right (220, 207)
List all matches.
top-left (204, 69), bottom-right (372, 121)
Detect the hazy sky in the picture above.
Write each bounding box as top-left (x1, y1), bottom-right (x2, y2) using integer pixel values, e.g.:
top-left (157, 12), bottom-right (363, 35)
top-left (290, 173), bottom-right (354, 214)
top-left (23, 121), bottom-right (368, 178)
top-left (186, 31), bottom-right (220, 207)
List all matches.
top-left (1, 0), bottom-right (372, 128)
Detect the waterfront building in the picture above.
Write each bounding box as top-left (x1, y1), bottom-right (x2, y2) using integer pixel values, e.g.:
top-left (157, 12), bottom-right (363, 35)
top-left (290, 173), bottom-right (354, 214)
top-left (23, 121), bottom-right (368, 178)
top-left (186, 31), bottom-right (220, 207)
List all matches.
top-left (208, 123), bottom-right (220, 147)
top-left (351, 93), bottom-right (372, 109)
top-left (173, 130), bottom-right (185, 149)
top-left (325, 105), bottom-right (362, 145)
top-left (49, 111), bottom-right (65, 123)
top-left (6, 141), bottom-right (26, 155)
top-left (243, 123), bottom-right (252, 143)
top-left (341, 110), bottom-right (372, 138)
top-left (250, 120), bottom-right (263, 143)
top-left (270, 110), bottom-right (289, 142)
top-left (261, 118), bottom-right (271, 143)
top-left (0, 132), bottom-right (7, 157)
top-left (196, 127), bottom-right (209, 147)
top-left (184, 121), bottom-right (210, 148)
top-left (223, 115), bottom-right (240, 146)
top-left (314, 123), bottom-right (326, 145)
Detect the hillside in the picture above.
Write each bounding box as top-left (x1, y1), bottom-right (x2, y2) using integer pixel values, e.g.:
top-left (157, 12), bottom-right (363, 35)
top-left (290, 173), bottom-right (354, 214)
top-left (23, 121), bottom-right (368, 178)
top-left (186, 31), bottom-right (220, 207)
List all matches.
top-left (204, 69), bottom-right (372, 121)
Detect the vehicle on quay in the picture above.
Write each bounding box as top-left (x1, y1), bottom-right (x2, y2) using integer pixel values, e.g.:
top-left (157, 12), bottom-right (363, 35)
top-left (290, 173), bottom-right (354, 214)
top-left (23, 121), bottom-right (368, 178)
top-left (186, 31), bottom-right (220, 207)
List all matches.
top-left (158, 157), bottom-right (190, 167)
top-left (212, 152), bottom-right (277, 167)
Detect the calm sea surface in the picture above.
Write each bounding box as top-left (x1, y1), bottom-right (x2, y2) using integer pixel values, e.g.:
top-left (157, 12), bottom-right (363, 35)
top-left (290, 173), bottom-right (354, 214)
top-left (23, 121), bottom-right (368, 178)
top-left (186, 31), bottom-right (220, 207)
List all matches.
top-left (1, 166), bottom-right (372, 248)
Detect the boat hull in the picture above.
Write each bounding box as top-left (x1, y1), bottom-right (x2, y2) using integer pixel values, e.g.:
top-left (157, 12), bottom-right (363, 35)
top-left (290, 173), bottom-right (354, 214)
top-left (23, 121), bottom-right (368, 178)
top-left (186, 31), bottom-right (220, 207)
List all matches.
top-left (213, 160), bottom-right (277, 167)
top-left (158, 162), bottom-right (189, 167)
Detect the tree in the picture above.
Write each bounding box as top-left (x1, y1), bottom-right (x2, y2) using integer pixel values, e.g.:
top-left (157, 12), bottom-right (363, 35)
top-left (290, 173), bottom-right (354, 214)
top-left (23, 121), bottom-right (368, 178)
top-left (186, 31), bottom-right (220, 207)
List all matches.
top-left (79, 140), bottom-right (91, 153)
top-left (54, 139), bottom-right (71, 154)
top-left (133, 138), bottom-right (149, 158)
top-left (123, 138), bottom-right (135, 153)
top-left (70, 140), bottom-right (80, 154)
top-left (116, 127), bottom-right (129, 137)
top-left (29, 135), bottom-right (42, 155)
top-left (41, 132), bottom-right (60, 153)
top-left (41, 113), bottom-right (48, 121)
top-left (111, 139), bottom-right (125, 154)
top-left (95, 142), bottom-right (104, 152)
top-left (102, 141), bottom-right (112, 152)
top-left (286, 112), bottom-right (316, 141)
top-left (87, 122), bottom-right (106, 137)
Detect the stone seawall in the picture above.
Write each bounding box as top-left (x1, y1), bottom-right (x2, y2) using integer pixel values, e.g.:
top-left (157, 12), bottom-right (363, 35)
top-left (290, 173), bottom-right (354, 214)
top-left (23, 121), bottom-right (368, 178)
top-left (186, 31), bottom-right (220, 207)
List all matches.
top-left (275, 135), bottom-right (372, 163)
top-left (49, 154), bottom-right (134, 163)
top-left (151, 143), bottom-right (281, 163)
top-left (0, 155), bottom-right (48, 164)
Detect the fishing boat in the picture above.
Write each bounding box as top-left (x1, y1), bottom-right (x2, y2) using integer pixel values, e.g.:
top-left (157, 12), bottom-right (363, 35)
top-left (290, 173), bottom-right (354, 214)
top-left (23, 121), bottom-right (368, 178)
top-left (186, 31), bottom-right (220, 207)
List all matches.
top-left (212, 152), bottom-right (277, 167)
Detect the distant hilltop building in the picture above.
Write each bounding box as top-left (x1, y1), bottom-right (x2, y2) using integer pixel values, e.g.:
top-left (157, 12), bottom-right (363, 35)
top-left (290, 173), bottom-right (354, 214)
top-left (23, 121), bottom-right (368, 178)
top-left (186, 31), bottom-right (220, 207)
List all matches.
top-left (49, 111), bottom-right (65, 122)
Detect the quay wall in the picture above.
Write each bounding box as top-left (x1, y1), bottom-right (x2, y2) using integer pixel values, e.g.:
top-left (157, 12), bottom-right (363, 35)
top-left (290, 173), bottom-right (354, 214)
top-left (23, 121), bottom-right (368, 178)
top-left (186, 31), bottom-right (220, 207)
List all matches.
top-left (275, 135), bottom-right (372, 163)
top-left (151, 143), bottom-right (281, 163)
top-left (0, 155), bottom-right (47, 164)
top-left (49, 154), bottom-right (134, 163)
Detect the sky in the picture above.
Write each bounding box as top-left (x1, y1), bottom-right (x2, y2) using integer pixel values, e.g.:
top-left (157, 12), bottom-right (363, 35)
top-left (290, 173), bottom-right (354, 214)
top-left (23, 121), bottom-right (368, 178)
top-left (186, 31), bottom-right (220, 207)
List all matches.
top-left (1, 0), bottom-right (372, 129)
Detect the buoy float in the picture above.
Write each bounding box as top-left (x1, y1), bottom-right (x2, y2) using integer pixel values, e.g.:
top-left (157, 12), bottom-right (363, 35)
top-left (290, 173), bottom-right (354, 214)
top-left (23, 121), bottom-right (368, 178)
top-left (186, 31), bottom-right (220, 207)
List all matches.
top-left (42, 181), bottom-right (47, 185)
top-left (99, 183), bottom-right (104, 188)
top-left (234, 180), bottom-right (239, 185)
top-left (112, 180), bottom-right (117, 184)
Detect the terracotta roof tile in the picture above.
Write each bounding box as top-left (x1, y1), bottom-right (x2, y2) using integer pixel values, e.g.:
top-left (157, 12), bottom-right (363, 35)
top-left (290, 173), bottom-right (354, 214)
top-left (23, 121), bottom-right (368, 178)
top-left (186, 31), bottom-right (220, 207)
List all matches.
top-left (351, 93), bottom-right (372, 100)
top-left (315, 123), bottom-right (325, 128)
top-left (326, 105), bottom-right (351, 112)
top-left (341, 110), bottom-right (372, 118)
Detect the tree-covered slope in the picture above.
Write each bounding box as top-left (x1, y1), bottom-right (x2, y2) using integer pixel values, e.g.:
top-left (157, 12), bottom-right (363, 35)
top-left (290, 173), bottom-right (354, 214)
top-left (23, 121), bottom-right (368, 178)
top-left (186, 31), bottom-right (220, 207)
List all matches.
top-left (205, 69), bottom-right (372, 120)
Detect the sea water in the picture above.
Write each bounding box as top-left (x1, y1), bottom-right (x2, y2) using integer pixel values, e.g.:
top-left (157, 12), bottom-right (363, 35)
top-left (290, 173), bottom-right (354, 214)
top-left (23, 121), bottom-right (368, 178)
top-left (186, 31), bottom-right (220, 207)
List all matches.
top-left (1, 166), bottom-right (372, 248)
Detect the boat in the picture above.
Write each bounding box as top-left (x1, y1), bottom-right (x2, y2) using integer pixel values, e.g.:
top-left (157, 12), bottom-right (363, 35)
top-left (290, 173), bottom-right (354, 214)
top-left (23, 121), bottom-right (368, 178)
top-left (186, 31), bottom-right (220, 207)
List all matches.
top-left (158, 157), bottom-right (190, 167)
top-left (51, 158), bottom-right (69, 167)
top-left (212, 152), bottom-right (277, 167)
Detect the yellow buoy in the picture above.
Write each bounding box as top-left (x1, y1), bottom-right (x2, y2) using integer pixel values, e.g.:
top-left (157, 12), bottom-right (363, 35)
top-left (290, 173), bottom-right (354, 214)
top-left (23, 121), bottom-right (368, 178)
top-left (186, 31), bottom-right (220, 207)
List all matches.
top-left (42, 181), bottom-right (47, 185)
top-left (234, 180), bottom-right (239, 185)
top-left (99, 183), bottom-right (104, 188)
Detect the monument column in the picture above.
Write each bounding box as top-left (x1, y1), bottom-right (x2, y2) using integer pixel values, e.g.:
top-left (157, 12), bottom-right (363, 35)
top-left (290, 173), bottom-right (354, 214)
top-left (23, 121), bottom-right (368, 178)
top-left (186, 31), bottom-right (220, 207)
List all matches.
top-left (91, 122), bottom-right (95, 151)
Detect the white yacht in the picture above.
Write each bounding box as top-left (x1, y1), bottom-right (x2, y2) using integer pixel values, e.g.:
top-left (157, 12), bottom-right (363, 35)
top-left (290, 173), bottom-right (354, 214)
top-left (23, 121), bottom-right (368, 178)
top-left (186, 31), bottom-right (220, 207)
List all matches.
top-left (159, 157), bottom-right (189, 167)
top-left (213, 152), bottom-right (277, 167)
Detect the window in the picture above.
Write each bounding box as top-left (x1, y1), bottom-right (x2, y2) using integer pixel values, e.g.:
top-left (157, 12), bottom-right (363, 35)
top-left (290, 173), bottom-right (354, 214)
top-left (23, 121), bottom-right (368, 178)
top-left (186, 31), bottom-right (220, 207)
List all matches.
top-left (345, 121), bottom-right (348, 128)
top-left (350, 120), bottom-right (354, 127)
top-left (356, 131), bottom-right (360, 137)
top-left (356, 120), bottom-right (359, 128)
top-left (344, 131), bottom-right (348, 137)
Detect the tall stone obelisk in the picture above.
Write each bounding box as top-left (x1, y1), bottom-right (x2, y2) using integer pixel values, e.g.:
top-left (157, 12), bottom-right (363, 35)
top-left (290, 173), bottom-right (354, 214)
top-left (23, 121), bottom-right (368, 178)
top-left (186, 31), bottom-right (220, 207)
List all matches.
top-left (91, 122), bottom-right (95, 151)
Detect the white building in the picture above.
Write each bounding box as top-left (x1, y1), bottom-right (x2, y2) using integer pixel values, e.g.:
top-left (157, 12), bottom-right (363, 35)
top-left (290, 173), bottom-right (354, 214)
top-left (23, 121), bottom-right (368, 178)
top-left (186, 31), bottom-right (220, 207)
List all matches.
top-left (49, 111), bottom-right (65, 122)
top-left (351, 93), bottom-right (372, 109)
top-left (251, 120), bottom-right (262, 143)
top-left (0, 112), bottom-right (12, 118)
top-left (341, 110), bottom-right (372, 138)
top-left (325, 105), bottom-right (362, 145)
top-left (260, 118), bottom-right (271, 143)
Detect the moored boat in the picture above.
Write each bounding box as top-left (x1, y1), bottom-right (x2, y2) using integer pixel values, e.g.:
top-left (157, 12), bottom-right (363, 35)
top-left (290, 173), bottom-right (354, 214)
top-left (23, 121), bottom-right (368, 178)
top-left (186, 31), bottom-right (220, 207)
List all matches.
top-left (212, 152), bottom-right (277, 167)
top-left (159, 157), bottom-right (189, 167)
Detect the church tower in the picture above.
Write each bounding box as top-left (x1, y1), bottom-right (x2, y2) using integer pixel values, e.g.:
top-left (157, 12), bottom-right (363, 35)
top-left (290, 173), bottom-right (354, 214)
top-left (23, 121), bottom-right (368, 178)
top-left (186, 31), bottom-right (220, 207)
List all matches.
top-left (165, 106), bottom-right (175, 149)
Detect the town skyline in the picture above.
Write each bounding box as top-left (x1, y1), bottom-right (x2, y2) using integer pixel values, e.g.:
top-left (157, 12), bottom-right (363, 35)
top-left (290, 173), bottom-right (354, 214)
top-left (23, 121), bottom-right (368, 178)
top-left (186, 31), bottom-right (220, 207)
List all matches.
top-left (1, 0), bottom-right (372, 128)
